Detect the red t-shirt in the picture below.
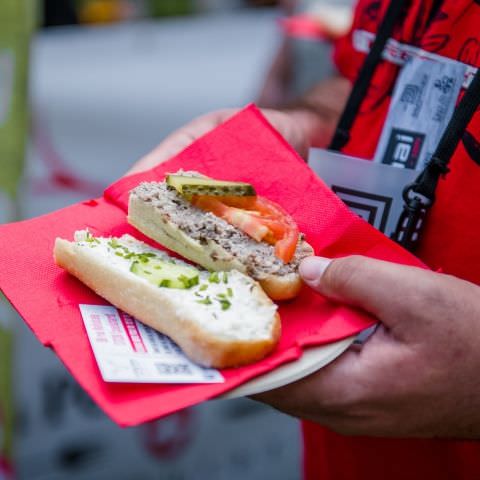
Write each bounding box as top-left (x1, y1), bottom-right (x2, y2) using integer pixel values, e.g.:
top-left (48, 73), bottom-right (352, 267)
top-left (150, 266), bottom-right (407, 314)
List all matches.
top-left (304, 1), bottom-right (480, 479)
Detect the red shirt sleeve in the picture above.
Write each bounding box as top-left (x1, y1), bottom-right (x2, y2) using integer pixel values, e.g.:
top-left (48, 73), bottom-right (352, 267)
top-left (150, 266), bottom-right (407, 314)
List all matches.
top-left (332, 0), bottom-right (391, 80)
top-left (333, 0), bottom-right (368, 80)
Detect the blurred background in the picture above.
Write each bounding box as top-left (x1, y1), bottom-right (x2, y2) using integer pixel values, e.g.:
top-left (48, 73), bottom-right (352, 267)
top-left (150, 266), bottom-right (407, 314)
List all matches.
top-left (0, 1), bottom-right (353, 478)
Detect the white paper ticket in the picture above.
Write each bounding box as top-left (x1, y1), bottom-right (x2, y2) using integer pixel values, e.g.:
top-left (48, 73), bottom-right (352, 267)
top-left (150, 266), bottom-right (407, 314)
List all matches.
top-left (79, 304), bottom-right (224, 384)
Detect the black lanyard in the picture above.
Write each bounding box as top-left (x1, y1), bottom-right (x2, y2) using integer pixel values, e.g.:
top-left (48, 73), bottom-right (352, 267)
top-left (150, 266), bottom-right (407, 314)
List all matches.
top-left (329, 0), bottom-right (480, 252)
top-left (329, 0), bottom-right (408, 151)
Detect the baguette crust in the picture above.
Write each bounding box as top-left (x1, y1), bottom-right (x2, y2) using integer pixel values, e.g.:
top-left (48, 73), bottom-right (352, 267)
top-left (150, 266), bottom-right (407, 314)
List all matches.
top-left (128, 194), bottom-right (313, 301)
top-left (54, 237), bottom-right (280, 368)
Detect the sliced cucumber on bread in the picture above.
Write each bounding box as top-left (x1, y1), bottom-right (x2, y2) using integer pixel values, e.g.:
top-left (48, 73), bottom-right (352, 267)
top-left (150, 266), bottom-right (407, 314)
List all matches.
top-left (54, 230), bottom-right (280, 368)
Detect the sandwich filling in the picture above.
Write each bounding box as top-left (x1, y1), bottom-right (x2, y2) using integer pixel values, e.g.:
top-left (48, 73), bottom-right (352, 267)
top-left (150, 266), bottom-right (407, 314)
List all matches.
top-left (131, 181), bottom-right (313, 279)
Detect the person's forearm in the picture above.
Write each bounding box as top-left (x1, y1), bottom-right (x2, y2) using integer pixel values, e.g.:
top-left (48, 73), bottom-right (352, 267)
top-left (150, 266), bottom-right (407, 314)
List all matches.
top-left (281, 75), bottom-right (351, 149)
top-left (127, 76), bottom-right (351, 176)
top-left (280, 0), bottom-right (299, 16)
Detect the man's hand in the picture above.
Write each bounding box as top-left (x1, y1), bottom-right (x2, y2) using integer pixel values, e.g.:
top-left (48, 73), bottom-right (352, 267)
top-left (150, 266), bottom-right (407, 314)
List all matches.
top-left (127, 77), bottom-right (351, 176)
top-left (255, 256), bottom-right (480, 439)
top-left (127, 108), bottom-right (324, 175)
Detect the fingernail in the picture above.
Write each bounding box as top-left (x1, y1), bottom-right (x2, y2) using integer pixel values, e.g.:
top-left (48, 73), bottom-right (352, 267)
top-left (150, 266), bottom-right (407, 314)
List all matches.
top-left (299, 256), bottom-right (332, 282)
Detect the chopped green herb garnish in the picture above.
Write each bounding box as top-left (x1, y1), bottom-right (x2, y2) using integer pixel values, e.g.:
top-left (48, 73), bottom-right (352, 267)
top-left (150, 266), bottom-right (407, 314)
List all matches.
top-left (154, 265), bottom-right (162, 270)
top-left (199, 284), bottom-right (208, 291)
top-left (159, 279), bottom-right (171, 287)
top-left (196, 296), bottom-right (212, 305)
top-left (144, 270), bottom-right (152, 275)
top-left (217, 298), bottom-right (231, 311)
top-left (208, 272), bottom-right (220, 284)
top-left (115, 252), bottom-right (124, 258)
top-left (85, 232), bottom-right (98, 243)
top-left (129, 261), bottom-right (139, 273)
top-left (216, 293), bottom-right (227, 299)
top-left (178, 274), bottom-right (199, 289)
top-left (227, 287), bottom-right (233, 298)
top-left (108, 238), bottom-right (120, 249)
top-left (223, 272), bottom-right (228, 284)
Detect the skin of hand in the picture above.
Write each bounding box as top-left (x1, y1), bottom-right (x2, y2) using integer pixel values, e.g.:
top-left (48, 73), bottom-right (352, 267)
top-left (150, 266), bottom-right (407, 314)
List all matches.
top-left (127, 76), bottom-right (351, 176)
top-left (122, 73), bottom-right (480, 439)
top-left (254, 255), bottom-right (480, 439)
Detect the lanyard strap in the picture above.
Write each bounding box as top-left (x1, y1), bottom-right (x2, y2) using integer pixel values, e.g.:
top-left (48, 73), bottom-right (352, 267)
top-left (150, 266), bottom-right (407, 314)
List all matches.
top-left (328, 0), bottom-right (408, 151)
top-left (391, 68), bottom-right (480, 251)
top-left (328, 0), bottom-right (480, 252)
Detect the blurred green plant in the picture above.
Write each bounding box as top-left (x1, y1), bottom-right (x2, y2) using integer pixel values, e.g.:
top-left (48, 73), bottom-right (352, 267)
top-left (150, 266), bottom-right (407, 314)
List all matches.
top-left (0, 310), bottom-right (13, 459)
top-left (147, 0), bottom-right (194, 17)
top-left (0, 0), bottom-right (36, 198)
top-left (0, 0), bottom-right (38, 30)
top-left (0, 0), bottom-right (36, 470)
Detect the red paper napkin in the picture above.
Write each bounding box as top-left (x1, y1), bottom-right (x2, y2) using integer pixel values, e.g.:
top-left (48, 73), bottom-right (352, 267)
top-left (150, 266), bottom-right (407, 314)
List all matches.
top-left (0, 105), bottom-right (422, 426)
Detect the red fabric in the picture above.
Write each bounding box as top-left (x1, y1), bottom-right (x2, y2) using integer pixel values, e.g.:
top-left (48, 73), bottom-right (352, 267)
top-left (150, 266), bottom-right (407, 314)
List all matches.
top-left (305, 1), bottom-right (480, 479)
top-left (0, 105), bottom-right (423, 427)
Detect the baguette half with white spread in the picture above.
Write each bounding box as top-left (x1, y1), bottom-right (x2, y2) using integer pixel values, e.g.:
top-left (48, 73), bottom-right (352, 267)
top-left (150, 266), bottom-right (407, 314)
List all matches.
top-left (54, 231), bottom-right (280, 368)
top-left (128, 172), bottom-right (314, 301)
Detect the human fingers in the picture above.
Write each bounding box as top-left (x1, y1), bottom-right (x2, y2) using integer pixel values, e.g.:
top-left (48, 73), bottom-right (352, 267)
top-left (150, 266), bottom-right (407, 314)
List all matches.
top-left (298, 255), bottom-right (450, 337)
top-left (258, 258), bottom-right (480, 437)
top-left (254, 324), bottom-right (401, 409)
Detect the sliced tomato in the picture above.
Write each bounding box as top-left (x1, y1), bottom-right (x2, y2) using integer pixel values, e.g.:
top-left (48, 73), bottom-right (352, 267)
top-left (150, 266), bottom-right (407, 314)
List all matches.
top-left (191, 196), bottom-right (270, 242)
top-left (226, 207), bottom-right (270, 242)
top-left (248, 196), bottom-right (299, 262)
top-left (191, 194), bottom-right (299, 263)
top-left (212, 196), bottom-right (258, 210)
top-left (191, 195), bottom-right (228, 217)
top-left (274, 228), bottom-right (299, 264)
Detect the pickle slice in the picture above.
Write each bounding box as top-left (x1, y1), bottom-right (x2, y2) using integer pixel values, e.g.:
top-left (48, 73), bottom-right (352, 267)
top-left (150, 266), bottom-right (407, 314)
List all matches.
top-left (166, 174), bottom-right (256, 197)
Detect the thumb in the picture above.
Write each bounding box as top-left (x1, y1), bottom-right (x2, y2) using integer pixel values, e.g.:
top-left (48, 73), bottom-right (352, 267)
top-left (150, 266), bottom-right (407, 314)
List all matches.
top-left (299, 255), bottom-right (431, 329)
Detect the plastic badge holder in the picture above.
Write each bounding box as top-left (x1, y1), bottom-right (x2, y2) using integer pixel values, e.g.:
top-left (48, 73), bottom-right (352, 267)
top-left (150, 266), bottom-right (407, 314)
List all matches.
top-left (0, 105), bottom-right (423, 426)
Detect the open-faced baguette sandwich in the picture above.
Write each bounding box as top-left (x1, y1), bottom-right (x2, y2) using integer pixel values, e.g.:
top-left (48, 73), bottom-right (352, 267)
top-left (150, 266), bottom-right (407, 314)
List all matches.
top-left (54, 230), bottom-right (280, 368)
top-left (128, 171), bottom-right (314, 301)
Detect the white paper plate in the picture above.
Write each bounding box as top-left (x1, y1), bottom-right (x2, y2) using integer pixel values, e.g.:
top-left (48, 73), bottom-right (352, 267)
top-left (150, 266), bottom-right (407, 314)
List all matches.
top-left (221, 336), bottom-right (355, 399)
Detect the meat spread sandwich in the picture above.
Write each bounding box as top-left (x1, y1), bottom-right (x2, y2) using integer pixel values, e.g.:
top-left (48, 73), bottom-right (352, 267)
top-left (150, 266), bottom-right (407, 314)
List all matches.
top-left (54, 230), bottom-right (280, 368)
top-left (128, 171), bottom-right (314, 300)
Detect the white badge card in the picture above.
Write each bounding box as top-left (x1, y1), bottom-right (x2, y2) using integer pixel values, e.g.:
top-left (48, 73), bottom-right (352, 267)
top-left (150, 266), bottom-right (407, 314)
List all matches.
top-left (374, 55), bottom-right (466, 170)
top-left (79, 304), bottom-right (224, 384)
top-left (308, 149), bottom-right (418, 237)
